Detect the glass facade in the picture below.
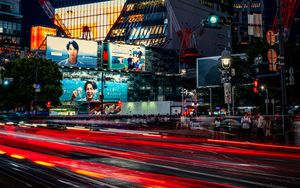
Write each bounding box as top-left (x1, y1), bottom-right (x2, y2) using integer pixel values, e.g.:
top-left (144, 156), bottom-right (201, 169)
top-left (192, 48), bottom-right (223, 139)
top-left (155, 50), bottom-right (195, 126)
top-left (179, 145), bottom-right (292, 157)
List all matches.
top-left (232, 0), bottom-right (264, 47)
top-left (105, 0), bottom-right (168, 47)
top-left (0, 0), bottom-right (22, 54)
top-left (54, 0), bottom-right (126, 41)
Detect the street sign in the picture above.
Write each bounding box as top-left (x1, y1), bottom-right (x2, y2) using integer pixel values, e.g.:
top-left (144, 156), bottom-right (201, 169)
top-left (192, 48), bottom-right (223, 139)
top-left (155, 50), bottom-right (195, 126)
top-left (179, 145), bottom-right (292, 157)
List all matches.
top-left (33, 83), bottom-right (41, 89)
top-left (267, 49), bottom-right (278, 72)
top-left (265, 99), bottom-right (270, 104)
top-left (224, 82), bottom-right (232, 104)
top-left (266, 30), bottom-right (276, 46)
top-left (267, 49), bottom-right (277, 64)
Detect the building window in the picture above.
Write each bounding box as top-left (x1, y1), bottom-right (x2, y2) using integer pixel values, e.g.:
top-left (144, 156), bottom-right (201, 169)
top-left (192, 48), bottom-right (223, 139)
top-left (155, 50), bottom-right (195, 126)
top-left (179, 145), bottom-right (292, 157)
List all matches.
top-left (0, 3), bottom-right (11, 13)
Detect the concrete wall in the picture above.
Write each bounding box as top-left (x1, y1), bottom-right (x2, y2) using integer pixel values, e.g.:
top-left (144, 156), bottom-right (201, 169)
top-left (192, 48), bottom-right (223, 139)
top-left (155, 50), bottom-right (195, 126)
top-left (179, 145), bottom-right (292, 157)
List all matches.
top-left (120, 101), bottom-right (182, 115)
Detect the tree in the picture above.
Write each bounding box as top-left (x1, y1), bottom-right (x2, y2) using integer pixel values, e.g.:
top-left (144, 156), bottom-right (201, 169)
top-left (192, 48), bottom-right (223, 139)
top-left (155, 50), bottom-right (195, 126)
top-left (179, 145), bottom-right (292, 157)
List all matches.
top-left (0, 58), bottom-right (63, 111)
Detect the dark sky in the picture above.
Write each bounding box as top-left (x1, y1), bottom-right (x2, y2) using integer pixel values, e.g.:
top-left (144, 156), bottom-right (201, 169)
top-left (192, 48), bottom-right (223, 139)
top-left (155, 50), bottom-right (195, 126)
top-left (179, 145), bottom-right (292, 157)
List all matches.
top-left (21, 0), bottom-right (54, 48)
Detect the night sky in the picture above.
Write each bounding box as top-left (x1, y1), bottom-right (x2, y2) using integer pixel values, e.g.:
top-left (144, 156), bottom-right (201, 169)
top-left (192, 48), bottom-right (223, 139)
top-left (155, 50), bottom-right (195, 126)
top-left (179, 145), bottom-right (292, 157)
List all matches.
top-left (21, 0), bottom-right (54, 49)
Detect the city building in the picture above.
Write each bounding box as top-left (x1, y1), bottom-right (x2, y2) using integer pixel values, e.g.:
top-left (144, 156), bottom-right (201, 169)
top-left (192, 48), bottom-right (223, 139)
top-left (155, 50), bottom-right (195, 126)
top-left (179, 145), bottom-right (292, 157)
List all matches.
top-left (106, 0), bottom-right (231, 57)
top-left (38, 0), bottom-right (232, 109)
top-left (51, 0), bottom-right (126, 41)
top-left (0, 0), bottom-right (22, 56)
top-left (232, 0), bottom-right (267, 49)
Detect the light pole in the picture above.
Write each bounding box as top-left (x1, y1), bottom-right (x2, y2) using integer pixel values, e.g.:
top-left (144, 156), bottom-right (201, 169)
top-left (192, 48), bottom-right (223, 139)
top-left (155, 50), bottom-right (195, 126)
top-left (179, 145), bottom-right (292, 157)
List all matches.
top-left (220, 48), bottom-right (232, 116)
top-left (232, 85), bottom-right (236, 116)
top-left (209, 87), bottom-right (212, 116)
top-left (276, 0), bottom-right (287, 136)
top-left (261, 85), bottom-right (269, 115)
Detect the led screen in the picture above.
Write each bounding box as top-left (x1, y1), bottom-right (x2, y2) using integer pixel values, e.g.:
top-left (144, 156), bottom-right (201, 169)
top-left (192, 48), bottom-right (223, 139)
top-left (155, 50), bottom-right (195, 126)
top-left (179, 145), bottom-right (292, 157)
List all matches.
top-left (60, 70), bottom-right (128, 103)
top-left (104, 42), bottom-right (146, 71)
top-left (60, 79), bottom-right (127, 102)
top-left (30, 26), bottom-right (56, 51)
top-left (196, 54), bottom-right (247, 88)
top-left (196, 56), bottom-right (222, 88)
top-left (46, 36), bottom-right (98, 68)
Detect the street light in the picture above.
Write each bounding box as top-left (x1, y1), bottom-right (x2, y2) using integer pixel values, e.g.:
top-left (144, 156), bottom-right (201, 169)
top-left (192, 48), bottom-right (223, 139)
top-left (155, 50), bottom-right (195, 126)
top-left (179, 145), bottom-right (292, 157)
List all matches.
top-left (220, 48), bottom-right (232, 116)
top-left (221, 48), bottom-right (231, 70)
top-left (260, 85), bottom-right (269, 115)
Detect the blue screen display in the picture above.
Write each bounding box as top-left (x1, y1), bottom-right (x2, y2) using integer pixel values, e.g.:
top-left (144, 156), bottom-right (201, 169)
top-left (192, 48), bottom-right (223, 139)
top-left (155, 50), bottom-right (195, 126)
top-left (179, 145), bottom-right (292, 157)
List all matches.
top-left (46, 36), bottom-right (98, 68)
top-left (60, 79), bottom-right (128, 102)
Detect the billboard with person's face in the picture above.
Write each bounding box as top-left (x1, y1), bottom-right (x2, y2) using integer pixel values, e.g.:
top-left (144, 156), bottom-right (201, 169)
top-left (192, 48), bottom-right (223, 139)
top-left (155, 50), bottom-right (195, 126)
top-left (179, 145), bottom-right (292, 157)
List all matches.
top-left (103, 42), bottom-right (146, 71)
top-left (60, 70), bottom-right (128, 103)
top-left (46, 36), bottom-right (98, 68)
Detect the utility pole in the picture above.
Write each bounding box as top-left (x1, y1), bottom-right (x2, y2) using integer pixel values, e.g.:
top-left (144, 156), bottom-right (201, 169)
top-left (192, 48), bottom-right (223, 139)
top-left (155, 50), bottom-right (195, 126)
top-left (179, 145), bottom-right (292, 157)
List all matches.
top-left (277, 0), bottom-right (287, 136)
top-left (101, 72), bottom-right (105, 114)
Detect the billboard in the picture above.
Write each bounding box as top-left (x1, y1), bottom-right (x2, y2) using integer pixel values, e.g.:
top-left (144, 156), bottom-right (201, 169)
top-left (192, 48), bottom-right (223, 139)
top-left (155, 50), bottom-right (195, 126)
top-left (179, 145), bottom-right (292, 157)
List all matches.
top-left (46, 36), bottom-right (98, 68)
top-left (196, 54), bottom-right (247, 88)
top-left (103, 42), bottom-right (146, 71)
top-left (30, 26), bottom-right (56, 50)
top-left (61, 79), bottom-right (128, 102)
top-left (60, 70), bottom-right (128, 103)
top-left (196, 56), bottom-right (222, 88)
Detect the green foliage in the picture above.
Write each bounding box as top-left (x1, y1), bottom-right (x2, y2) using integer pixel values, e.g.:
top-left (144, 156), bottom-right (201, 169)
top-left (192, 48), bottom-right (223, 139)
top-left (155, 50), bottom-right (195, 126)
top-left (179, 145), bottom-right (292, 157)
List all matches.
top-left (0, 58), bottom-right (63, 110)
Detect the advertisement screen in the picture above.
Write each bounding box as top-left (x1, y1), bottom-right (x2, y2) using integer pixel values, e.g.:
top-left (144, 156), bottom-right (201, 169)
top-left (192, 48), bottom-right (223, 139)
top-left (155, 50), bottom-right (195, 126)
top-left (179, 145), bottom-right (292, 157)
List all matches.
top-left (105, 43), bottom-right (146, 71)
top-left (61, 79), bottom-right (128, 102)
top-left (196, 54), bottom-right (247, 88)
top-left (60, 70), bottom-right (128, 103)
top-left (196, 56), bottom-right (222, 88)
top-left (30, 26), bottom-right (56, 51)
top-left (46, 36), bottom-right (98, 68)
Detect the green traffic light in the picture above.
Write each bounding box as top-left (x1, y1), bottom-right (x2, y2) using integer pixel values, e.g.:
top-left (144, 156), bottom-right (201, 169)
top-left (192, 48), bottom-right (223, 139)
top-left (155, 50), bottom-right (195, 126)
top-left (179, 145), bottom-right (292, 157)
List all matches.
top-left (209, 15), bottom-right (218, 24)
top-left (3, 80), bottom-right (9, 85)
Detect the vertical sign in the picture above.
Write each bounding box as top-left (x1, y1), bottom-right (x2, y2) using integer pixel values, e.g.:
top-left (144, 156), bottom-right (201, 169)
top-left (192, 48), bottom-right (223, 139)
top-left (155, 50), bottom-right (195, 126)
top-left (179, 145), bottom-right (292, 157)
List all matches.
top-left (224, 83), bottom-right (232, 104)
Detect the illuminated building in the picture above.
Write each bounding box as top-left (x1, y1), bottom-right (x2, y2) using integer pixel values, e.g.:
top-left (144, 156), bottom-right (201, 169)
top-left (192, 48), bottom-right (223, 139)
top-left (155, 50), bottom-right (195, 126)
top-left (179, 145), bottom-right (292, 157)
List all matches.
top-left (51, 0), bottom-right (126, 41)
top-left (232, 0), bottom-right (266, 49)
top-left (30, 26), bottom-right (56, 51)
top-left (106, 0), bottom-right (231, 57)
top-left (49, 0), bottom-right (232, 103)
top-left (0, 0), bottom-right (22, 54)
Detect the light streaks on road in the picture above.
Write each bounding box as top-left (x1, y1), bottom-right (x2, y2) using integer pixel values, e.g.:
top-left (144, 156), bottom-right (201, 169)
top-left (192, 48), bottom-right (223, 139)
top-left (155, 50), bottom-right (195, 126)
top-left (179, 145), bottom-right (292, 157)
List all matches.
top-left (0, 125), bottom-right (300, 187)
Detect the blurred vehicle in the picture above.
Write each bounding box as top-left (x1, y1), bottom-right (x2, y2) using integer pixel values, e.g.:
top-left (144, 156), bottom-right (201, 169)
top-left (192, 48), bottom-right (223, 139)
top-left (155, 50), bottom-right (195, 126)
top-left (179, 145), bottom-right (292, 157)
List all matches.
top-left (220, 117), bottom-right (242, 130)
top-left (0, 115), bottom-right (19, 126)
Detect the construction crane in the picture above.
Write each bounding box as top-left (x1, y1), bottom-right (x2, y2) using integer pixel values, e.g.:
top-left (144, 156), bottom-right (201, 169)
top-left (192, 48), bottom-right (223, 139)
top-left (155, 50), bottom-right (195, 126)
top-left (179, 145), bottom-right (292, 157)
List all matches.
top-left (166, 0), bottom-right (202, 63)
top-left (273, 0), bottom-right (300, 39)
top-left (37, 0), bottom-right (71, 38)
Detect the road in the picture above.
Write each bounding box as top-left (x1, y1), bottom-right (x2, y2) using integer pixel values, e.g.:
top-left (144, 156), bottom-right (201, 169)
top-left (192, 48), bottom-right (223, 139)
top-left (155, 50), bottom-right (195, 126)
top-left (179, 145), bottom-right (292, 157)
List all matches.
top-left (0, 124), bottom-right (300, 187)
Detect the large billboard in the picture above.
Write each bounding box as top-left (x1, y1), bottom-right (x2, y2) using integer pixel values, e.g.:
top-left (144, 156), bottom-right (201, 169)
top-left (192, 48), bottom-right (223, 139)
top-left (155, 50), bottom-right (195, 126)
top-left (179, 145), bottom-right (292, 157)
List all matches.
top-left (196, 56), bottom-right (222, 88)
top-left (103, 42), bottom-right (146, 71)
top-left (60, 70), bottom-right (128, 103)
top-left (46, 36), bottom-right (98, 68)
top-left (196, 54), bottom-right (247, 88)
top-left (30, 26), bottom-right (56, 51)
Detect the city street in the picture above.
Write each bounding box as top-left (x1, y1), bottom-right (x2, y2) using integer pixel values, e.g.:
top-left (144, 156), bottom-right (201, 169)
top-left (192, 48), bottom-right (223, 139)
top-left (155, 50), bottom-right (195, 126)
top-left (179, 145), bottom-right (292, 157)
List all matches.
top-left (1, 124), bottom-right (300, 187)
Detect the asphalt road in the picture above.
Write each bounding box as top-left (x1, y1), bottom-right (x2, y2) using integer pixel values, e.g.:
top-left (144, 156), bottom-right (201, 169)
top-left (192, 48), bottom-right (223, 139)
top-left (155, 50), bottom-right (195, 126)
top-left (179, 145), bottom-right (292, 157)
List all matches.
top-left (1, 124), bottom-right (300, 187)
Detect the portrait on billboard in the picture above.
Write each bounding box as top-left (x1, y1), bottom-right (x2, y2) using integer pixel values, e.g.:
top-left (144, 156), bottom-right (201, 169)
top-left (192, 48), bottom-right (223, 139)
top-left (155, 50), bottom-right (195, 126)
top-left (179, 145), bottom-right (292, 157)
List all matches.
top-left (105, 43), bottom-right (146, 71)
top-left (71, 80), bottom-right (98, 102)
top-left (60, 74), bottom-right (128, 103)
top-left (46, 36), bottom-right (98, 68)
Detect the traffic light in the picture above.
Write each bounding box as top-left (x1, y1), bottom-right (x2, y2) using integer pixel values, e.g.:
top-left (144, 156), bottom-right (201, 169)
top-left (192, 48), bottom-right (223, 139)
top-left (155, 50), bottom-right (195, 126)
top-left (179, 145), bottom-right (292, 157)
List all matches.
top-left (202, 15), bottom-right (233, 28)
top-left (253, 79), bottom-right (259, 93)
top-left (2, 77), bottom-right (13, 88)
top-left (118, 100), bottom-right (122, 106)
top-left (46, 101), bottom-right (51, 108)
top-left (208, 15), bottom-right (219, 25)
top-left (3, 80), bottom-right (9, 86)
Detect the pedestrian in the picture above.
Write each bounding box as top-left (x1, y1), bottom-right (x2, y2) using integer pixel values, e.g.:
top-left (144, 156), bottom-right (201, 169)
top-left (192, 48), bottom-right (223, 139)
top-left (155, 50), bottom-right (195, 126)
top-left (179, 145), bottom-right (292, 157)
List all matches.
top-left (241, 112), bottom-right (252, 141)
top-left (265, 117), bottom-right (273, 143)
top-left (256, 113), bottom-right (265, 142)
top-left (214, 116), bottom-right (221, 139)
